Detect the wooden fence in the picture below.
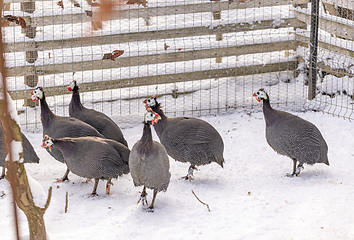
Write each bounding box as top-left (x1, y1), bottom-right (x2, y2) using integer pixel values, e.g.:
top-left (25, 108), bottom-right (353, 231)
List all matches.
top-left (3, 0), bottom-right (308, 106)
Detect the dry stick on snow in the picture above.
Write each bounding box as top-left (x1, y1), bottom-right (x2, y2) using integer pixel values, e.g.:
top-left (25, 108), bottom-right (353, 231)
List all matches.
top-left (191, 190), bottom-right (210, 212)
top-left (65, 192), bottom-right (69, 213)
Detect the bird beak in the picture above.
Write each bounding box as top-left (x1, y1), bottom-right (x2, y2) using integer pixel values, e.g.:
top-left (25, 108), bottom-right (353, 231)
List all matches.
top-left (30, 90), bottom-right (38, 101)
top-left (41, 142), bottom-right (51, 152)
top-left (152, 114), bottom-right (161, 125)
top-left (142, 99), bottom-right (147, 104)
top-left (67, 86), bottom-right (72, 91)
top-left (252, 92), bottom-right (261, 102)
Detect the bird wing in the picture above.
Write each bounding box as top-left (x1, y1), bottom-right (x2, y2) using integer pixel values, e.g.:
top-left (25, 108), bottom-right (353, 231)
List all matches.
top-left (103, 139), bottom-right (130, 164)
top-left (162, 117), bottom-right (216, 144)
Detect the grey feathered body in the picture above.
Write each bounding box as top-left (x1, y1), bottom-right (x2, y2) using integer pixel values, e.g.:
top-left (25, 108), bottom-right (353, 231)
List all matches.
top-left (263, 100), bottom-right (329, 166)
top-left (152, 107), bottom-right (224, 167)
top-left (0, 128), bottom-right (39, 167)
top-left (39, 94), bottom-right (104, 163)
top-left (69, 90), bottom-right (128, 147)
top-left (129, 123), bottom-right (170, 192)
top-left (52, 136), bottom-right (130, 179)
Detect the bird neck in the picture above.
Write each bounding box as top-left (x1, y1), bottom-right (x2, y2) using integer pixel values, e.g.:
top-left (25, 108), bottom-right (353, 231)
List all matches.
top-left (69, 90), bottom-right (85, 114)
top-left (137, 123), bottom-right (154, 155)
top-left (40, 94), bottom-right (55, 129)
top-left (262, 98), bottom-right (278, 127)
top-left (152, 105), bottom-right (167, 120)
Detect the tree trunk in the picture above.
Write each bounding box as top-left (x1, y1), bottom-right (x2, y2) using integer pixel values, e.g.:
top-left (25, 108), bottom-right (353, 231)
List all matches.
top-left (0, 2), bottom-right (52, 238)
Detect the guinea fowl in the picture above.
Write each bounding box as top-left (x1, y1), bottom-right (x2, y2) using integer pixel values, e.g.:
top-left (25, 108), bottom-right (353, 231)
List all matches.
top-left (0, 129), bottom-right (39, 179)
top-left (31, 86), bottom-right (104, 181)
top-left (143, 96), bottom-right (224, 180)
top-left (253, 88), bottom-right (329, 177)
top-left (129, 111), bottom-right (171, 211)
top-left (41, 135), bottom-right (130, 195)
top-left (67, 80), bottom-right (128, 147)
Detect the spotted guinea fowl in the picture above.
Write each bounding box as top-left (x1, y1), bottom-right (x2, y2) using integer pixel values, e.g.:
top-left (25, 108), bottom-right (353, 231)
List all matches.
top-left (253, 88), bottom-right (329, 177)
top-left (31, 86), bottom-right (104, 181)
top-left (129, 111), bottom-right (171, 211)
top-left (143, 96), bottom-right (224, 180)
top-left (0, 129), bottom-right (39, 179)
top-left (67, 80), bottom-right (128, 147)
top-left (42, 135), bottom-right (130, 195)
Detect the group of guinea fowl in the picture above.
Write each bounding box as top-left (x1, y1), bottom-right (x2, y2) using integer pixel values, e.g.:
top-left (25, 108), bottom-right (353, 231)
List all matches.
top-left (0, 83), bottom-right (329, 211)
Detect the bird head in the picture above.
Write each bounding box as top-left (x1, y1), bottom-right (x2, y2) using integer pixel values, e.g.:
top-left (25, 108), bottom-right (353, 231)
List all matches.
top-left (30, 86), bottom-right (44, 101)
top-left (143, 95), bottom-right (157, 111)
top-left (67, 80), bottom-right (79, 92)
top-left (144, 110), bottom-right (161, 125)
top-left (41, 135), bottom-right (53, 152)
top-left (252, 88), bottom-right (268, 102)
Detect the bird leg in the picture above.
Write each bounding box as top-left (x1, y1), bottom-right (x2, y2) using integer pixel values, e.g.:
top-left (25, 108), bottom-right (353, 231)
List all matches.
top-left (183, 164), bottom-right (198, 181)
top-left (294, 163), bottom-right (304, 177)
top-left (106, 178), bottom-right (114, 195)
top-left (287, 160), bottom-right (304, 177)
top-left (0, 167), bottom-right (5, 180)
top-left (137, 186), bottom-right (148, 206)
top-left (55, 168), bottom-right (70, 182)
top-left (147, 189), bottom-right (158, 212)
top-left (90, 178), bottom-right (100, 196)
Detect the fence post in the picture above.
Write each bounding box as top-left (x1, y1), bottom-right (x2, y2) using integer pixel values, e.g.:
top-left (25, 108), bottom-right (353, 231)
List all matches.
top-left (21, 0), bottom-right (38, 107)
top-left (308, 0), bottom-right (320, 100)
top-left (213, 11), bottom-right (222, 63)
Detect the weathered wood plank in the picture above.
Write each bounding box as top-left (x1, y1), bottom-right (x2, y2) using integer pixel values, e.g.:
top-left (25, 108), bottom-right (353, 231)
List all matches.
top-left (7, 40), bottom-right (296, 77)
top-left (321, 0), bottom-right (354, 12)
top-left (296, 33), bottom-right (354, 59)
top-left (294, 10), bottom-right (354, 40)
top-left (4, 18), bottom-right (304, 53)
top-left (9, 60), bottom-right (297, 100)
top-left (322, 2), bottom-right (339, 16)
top-left (3, 1), bottom-right (309, 28)
top-left (3, 0), bottom-right (309, 16)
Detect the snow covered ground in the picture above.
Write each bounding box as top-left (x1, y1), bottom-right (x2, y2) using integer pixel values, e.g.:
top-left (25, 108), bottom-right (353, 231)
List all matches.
top-left (1, 106), bottom-right (353, 240)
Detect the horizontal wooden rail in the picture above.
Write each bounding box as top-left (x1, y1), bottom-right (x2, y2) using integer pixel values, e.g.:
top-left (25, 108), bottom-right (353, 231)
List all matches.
top-left (7, 40), bottom-right (296, 77)
top-left (294, 9), bottom-right (354, 40)
top-left (4, 18), bottom-right (304, 53)
top-left (3, 0), bottom-right (309, 25)
top-left (296, 33), bottom-right (354, 58)
top-left (9, 60), bottom-right (297, 100)
top-left (321, 0), bottom-right (354, 11)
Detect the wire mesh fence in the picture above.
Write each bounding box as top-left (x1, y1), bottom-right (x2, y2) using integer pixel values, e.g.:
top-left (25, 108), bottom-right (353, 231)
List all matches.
top-left (295, 0), bottom-right (354, 120)
top-left (3, 0), bottom-right (352, 132)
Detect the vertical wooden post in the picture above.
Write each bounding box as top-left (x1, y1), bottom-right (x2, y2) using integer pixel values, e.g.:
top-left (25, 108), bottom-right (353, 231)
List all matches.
top-left (21, 0), bottom-right (39, 105)
top-left (213, 11), bottom-right (222, 63)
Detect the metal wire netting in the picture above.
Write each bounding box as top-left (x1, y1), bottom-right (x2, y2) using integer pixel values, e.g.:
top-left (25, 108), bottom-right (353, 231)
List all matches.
top-left (296, 0), bottom-right (354, 120)
top-left (4, 0), bottom-right (349, 132)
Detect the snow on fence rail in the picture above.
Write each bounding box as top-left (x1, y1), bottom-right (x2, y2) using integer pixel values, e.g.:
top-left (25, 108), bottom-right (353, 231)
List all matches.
top-left (4, 0), bottom-right (307, 102)
top-left (2, 0), bottom-right (313, 131)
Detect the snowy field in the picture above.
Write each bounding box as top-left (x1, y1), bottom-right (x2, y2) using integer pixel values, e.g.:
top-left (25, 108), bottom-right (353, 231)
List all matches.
top-left (1, 107), bottom-right (354, 240)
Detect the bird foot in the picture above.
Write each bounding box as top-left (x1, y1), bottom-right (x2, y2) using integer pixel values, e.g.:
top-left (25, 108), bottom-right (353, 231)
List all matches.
top-left (54, 177), bottom-right (69, 182)
top-left (144, 206), bottom-right (154, 213)
top-left (88, 192), bottom-right (98, 197)
top-left (81, 179), bottom-right (92, 184)
top-left (137, 192), bottom-right (148, 206)
top-left (182, 166), bottom-right (198, 181)
top-left (286, 165), bottom-right (304, 178)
